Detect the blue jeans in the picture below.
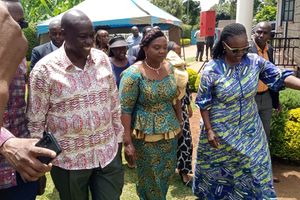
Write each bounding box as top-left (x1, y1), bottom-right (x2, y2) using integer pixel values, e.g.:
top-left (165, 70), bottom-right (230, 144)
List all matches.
top-left (0, 172), bottom-right (38, 200)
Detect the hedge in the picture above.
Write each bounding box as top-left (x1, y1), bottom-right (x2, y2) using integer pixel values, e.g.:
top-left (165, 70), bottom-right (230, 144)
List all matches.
top-left (270, 89), bottom-right (300, 161)
top-left (180, 38), bottom-right (191, 46)
top-left (181, 24), bottom-right (192, 39)
top-left (23, 25), bottom-right (39, 61)
top-left (186, 68), bottom-right (198, 93)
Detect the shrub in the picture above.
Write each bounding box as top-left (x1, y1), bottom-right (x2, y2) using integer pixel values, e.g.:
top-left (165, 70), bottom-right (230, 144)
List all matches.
top-left (279, 88), bottom-right (300, 109)
top-left (181, 24), bottom-right (192, 39)
top-left (270, 108), bottom-right (300, 161)
top-left (23, 25), bottom-right (39, 61)
top-left (186, 68), bottom-right (198, 93)
top-left (270, 89), bottom-right (300, 161)
top-left (180, 38), bottom-right (191, 46)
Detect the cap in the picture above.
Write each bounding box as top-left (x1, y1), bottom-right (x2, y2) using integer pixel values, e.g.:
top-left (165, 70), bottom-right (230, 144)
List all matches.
top-left (109, 36), bottom-right (128, 48)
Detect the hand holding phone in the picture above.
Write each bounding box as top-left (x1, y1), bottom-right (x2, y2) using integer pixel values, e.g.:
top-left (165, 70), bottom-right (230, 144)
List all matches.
top-left (35, 132), bottom-right (62, 164)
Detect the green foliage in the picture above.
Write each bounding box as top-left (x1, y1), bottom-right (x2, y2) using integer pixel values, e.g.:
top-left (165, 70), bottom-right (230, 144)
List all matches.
top-left (270, 89), bottom-right (300, 161)
top-left (181, 24), bottom-right (192, 39)
top-left (21, 0), bottom-right (84, 25)
top-left (182, 0), bottom-right (200, 25)
top-left (23, 25), bottom-right (39, 61)
top-left (150, 0), bottom-right (183, 19)
top-left (186, 68), bottom-right (198, 93)
top-left (180, 38), bottom-right (191, 46)
top-left (271, 108), bottom-right (300, 161)
top-left (279, 89), bottom-right (300, 109)
top-left (210, 1), bottom-right (234, 21)
top-left (255, 5), bottom-right (277, 22)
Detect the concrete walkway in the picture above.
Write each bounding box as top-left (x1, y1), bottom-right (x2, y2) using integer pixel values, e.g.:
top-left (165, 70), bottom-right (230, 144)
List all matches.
top-left (181, 44), bottom-right (210, 73)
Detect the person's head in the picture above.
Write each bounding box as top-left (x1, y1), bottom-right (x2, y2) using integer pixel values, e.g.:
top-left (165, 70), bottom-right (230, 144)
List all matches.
top-left (61, 10), bottom-right (94, 59)
top-left (142, 25), bottom-right (152, 37)
top-left (212, 23), bottom-right (249, 64)
top-left (48, 19), bottom-right (63, 47)
top-left (167, 41), bottom-right (181, 56)
top-left (108, 35), bottom-right (128, 60)
top-left (2, 0), bottom-right (27, 29)
top-left (254, 21), bottom-right (272, 48)
top-left (136, 28), bottom-right (167, 63)
top-left (131, 26), bottom-right (139, 37)
top-left (153, 26), bottom-right (161, 31)
top-left (95, 29), bottom-right (109, 48)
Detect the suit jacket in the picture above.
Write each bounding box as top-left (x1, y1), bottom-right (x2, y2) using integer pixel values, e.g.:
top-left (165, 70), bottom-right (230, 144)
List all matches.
top-left (249, 40), bottom-right (279, 109)
top-left (30, 42), bottom-right (54, 71)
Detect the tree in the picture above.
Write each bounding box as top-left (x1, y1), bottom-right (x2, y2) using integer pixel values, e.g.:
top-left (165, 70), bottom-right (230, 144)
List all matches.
top-left (255, 5), bottom-right (277, 22)
top-left (21, 0), bottom-right (84, 25)
top-left (150, 0), bottom-right (183, 19)
top-left (182, 0), bottom-right (200, 25)
top-left (210, 1), bottom-right (232, 21)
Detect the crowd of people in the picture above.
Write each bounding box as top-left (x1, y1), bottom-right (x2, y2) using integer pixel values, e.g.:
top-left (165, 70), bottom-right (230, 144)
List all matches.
top-left (1, 0), bottom-right (300, 200)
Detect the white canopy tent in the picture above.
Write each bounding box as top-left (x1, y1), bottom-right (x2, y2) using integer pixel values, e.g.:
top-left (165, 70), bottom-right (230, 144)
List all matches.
top-left (37, 0), bottom-right (182, 42)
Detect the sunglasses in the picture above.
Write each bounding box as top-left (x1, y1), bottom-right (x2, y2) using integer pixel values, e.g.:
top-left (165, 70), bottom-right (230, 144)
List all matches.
top-left (17, 20), bottom-right (28, 29)
top-left (223, 42), bottom-right (250, 54)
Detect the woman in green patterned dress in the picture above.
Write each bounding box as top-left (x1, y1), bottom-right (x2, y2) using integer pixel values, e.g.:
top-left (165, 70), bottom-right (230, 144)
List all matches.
top-left (119, 29), bottom-right (182, 200)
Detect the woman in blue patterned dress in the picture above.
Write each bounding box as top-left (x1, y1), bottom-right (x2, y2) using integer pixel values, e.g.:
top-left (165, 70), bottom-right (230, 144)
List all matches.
top-left (119, 29), bottom-right (182, 200)
top-left (108, 35), bottom-right (136, 88)
top-left (193, 23), bottom-right (300, 199)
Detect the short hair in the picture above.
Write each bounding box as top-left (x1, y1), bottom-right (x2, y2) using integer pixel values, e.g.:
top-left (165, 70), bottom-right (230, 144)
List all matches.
top-left (142, 25), bottom-right (152, 36)
top-left (48, 19), bottom-right (61, 30)
top-left (212, 23), bottom-right (247, 59)
top-left (167, 41), bottom-right (176, 52)
top-left (136, 29), bottom-right (166, 62)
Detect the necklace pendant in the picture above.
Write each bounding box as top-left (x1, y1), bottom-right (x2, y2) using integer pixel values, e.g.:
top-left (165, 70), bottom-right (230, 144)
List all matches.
top-left (156, 71), bottom-right (159, 75)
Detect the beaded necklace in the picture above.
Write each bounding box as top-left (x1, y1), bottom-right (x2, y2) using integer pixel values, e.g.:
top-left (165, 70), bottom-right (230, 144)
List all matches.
top-left (144, 60), bottom-right (162, 75)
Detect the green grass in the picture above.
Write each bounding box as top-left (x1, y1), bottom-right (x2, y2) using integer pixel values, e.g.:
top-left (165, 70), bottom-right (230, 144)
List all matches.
top-left (37, 159), bottom-right (195, 200)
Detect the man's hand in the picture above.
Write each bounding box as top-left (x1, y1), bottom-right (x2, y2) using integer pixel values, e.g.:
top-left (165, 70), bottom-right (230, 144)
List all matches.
top-left (0, 138), bottom-right (56, 182)
top-left (207, 129), bottom-right (220, 149)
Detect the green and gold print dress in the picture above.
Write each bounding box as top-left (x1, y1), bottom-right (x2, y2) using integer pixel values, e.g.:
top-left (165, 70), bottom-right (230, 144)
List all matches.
top-left (119, 63), bottom-right (180, 200)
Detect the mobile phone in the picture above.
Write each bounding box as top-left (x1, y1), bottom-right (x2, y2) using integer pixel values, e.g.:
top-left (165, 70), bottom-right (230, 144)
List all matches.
top-left (35, 132), bottom-right (62, 164)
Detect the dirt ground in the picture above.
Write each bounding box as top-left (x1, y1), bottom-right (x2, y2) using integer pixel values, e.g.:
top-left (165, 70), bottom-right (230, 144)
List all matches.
top-left (185, 45), bottom-right (300, 200)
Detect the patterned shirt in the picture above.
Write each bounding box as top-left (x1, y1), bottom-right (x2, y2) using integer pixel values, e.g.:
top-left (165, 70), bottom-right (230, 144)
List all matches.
top-left (27, 47), bottom-right (124, 170)
top-left (0, 59), bottom-right (28, 189)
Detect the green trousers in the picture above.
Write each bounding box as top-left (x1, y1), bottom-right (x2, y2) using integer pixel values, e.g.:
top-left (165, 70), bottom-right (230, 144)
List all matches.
top-left (51, 146), bottom-right (124, 200)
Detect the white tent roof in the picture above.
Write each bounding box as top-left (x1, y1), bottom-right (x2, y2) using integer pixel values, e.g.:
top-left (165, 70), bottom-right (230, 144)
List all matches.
top-left (37, 0), bottom-right (182, 34)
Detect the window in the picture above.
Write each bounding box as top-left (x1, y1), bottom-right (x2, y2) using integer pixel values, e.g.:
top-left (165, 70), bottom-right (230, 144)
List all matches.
top-left (282, 0), bottom-right (295, 21)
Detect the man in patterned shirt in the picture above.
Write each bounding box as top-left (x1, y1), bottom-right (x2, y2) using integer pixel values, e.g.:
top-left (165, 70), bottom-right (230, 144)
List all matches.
top-left (27, 10), bottom-right (124, 200)
top-left (0, 1), bottom-right (56, 199)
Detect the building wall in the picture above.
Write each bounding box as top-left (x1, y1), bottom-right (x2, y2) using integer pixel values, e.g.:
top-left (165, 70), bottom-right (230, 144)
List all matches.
top-left (276, 0), bottom-right (300, 68)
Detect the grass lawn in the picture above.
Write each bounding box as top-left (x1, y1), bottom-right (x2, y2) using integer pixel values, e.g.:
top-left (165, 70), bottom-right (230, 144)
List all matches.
top-left (37, 162), bottom-right (195, 200)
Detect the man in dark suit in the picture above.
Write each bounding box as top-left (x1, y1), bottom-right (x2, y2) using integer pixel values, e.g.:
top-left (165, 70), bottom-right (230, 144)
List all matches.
top-left (30, 19), bottom-right (64, 71)
top-left (249, 21), bottom-right (279, 182)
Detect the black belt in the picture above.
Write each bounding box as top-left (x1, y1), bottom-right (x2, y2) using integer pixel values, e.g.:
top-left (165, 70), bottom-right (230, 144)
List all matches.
top-left (257, 90), bottom-right (269, 95)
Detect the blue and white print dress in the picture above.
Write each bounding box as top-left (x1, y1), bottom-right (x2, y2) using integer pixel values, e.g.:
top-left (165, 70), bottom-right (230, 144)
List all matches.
top-left (193, 53), bottom-right (293, 200)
